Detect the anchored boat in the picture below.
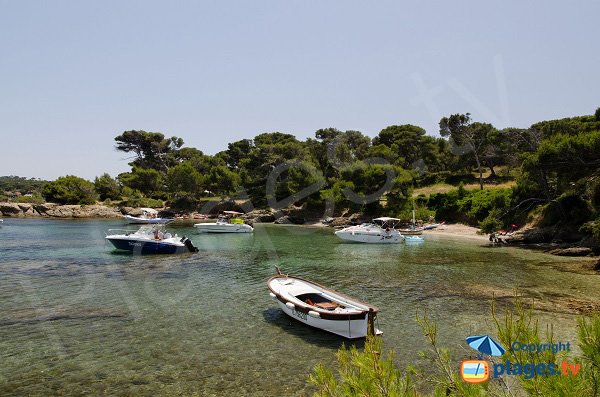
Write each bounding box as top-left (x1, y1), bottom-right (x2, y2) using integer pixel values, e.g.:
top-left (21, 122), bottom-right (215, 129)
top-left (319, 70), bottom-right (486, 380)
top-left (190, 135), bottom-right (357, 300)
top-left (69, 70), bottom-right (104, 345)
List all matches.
top-left (123, 208), bottom-right (173, 224)
top-left (399, 201), bottom-right (424, 235)
top-left (404, 235), bottom-right (425, 243)
top-left (106, 225), bottom-right (199, 254)
top-left (267, 268), bottom-right (381, 339)
top-left (194, 211), bottom-right (253, 233)
top-left (334, 217), bottom-right (404, 243)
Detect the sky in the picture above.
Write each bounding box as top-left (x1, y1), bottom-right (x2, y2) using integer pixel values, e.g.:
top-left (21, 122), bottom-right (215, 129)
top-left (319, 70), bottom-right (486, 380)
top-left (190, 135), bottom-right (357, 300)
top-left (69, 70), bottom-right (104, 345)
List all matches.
top-left (1, 1), bottom-right (599, 181)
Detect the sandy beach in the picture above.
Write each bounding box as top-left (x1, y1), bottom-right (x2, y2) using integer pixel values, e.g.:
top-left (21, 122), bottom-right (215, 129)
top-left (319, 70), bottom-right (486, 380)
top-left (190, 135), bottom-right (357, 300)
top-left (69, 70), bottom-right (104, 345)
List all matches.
top-left (422, 223), bottom-right (488, 241)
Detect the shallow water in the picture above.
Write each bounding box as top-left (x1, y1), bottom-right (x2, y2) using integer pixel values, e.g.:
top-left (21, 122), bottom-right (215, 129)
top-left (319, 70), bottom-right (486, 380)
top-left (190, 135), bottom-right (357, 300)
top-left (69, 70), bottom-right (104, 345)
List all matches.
top-left (0, 219), bottom-right (597, 396)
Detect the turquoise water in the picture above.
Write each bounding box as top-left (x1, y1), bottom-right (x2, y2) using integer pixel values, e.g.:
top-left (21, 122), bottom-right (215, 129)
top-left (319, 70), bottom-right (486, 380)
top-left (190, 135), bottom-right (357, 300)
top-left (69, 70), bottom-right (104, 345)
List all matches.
top-left (0, 219), bottom-right (598, 396)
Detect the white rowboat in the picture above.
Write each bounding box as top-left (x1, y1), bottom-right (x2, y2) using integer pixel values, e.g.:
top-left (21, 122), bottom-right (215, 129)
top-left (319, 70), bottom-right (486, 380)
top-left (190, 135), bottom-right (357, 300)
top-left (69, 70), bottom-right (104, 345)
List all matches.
top-left (267, 269), bottom-right (381, 339)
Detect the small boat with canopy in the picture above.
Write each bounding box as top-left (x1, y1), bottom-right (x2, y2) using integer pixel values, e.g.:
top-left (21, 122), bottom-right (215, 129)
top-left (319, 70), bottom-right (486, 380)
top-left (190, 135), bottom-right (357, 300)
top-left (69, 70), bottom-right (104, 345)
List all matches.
top-left (334, 217), bottom-right (404, 243)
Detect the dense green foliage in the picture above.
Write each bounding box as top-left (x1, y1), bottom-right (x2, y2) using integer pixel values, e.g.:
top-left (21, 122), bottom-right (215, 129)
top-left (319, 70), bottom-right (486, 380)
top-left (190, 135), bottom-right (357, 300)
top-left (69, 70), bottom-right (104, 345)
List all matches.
top-left (0, 176), bottom-right (48, 194)
top-left (94, 173), bottom-right (121, 201)
top-left (42, 175), bottom-right (98, 205)
top-left (5, 108), bottom-right (599, 237)
top-left (309, 297), bottom-right (600, 396)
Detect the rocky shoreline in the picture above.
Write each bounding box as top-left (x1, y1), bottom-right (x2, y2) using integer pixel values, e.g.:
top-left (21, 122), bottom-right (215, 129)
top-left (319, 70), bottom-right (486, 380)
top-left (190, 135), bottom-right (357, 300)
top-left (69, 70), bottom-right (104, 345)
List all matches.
top-left (2, 201), bottom-right (599, 263)
top-left (0, 202), bottom-right (140, 219)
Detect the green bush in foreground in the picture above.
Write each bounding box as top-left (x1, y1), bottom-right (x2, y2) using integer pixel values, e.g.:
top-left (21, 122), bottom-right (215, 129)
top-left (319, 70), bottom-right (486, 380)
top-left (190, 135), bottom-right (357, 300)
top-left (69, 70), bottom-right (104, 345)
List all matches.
top-left (309, 297), bottom-right (600, 396)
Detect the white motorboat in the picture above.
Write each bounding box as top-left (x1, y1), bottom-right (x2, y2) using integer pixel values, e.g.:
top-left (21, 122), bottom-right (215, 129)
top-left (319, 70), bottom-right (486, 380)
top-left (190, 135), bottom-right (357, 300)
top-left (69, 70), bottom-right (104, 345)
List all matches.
top-left (106, 225), bottom-right (198, 254)
top-left (194, 211), bottom-right (253, 233)
top-left (334, 217), bottom-right (404, 243)
top-left (267, 268), bottom-right (381, 339)
top-left (124, 208), bottom-right (173, 224)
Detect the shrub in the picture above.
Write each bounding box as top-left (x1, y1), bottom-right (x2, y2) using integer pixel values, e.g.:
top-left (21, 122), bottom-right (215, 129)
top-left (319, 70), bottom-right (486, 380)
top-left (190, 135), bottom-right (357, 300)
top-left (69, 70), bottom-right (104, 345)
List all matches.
top-left (168, 196), bottom-right (201, 211)
top-left (119, 197), bottom-right (163, 208)
top-left (458, 188), bottom-right (511, 222)
top-left (428, 190), bottom-right (462, 222)
top-left (42, 175), bottom-right (98, 205)
top-left (309, 334), bottom-right (416, 396)
top-left (309, 296), bottom-right (600, 396)
top-left (94, 173), bottom-right (121, 201)
top-left (580, 220), bottom-right (600, 240)
top-left (479, 208), bottom-right (504, 233)
top-left (13, 194), bottom-right (45, 204)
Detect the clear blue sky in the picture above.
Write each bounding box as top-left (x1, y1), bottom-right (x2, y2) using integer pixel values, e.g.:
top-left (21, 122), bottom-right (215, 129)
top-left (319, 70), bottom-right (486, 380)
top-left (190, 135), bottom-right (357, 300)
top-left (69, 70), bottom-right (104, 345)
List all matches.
top-left (1, 1), bottom-right (598, 180)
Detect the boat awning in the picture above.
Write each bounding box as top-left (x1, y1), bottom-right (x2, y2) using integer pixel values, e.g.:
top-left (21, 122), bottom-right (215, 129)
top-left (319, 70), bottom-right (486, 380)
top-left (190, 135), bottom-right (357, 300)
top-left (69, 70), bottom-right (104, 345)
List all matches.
top-left (222, 211), bottom-right (243, 215)
top-left (373, 217), bottom-right (401, 221)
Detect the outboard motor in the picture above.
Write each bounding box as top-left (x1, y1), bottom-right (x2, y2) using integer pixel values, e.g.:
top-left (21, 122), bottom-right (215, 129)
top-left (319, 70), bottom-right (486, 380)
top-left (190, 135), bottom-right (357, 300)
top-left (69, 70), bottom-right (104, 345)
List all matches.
top-left (180, 236), bottom-right (199, 253)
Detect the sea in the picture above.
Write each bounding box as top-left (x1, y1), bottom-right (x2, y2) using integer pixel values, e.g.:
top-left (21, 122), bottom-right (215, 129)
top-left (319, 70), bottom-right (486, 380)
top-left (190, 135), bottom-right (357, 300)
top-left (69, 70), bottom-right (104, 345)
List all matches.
top-left (0, 219), bottom-right (597, 396)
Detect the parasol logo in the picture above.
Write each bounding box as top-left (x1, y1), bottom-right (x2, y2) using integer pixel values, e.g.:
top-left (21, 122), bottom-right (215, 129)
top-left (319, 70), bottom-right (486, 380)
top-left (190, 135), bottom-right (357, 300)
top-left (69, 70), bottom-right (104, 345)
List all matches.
top-left (460, 335), bottom-right (505, 383)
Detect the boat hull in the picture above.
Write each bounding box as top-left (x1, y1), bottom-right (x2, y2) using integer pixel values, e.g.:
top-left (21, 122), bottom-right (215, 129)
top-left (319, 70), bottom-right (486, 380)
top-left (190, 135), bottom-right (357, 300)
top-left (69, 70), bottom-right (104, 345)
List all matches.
top-left (106, 237), bottom-right (186, 254)
top-left (194, 223), bottom-right (253, 233)
top-left (274, 298), bottom-right (372, 339)
top-left (398, 229), bottom-right (423, 236)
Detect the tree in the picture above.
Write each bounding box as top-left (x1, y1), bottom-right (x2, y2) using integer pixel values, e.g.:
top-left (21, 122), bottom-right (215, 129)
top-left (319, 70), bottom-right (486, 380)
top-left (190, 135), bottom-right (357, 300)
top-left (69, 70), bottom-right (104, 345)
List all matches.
top-left (94, 173), bottom-right (121, 201)
top-left (42, 175), bottom-right (98, 205)
top-left (372, 124), bottom-right (427, 168)
top-left (439, 114), bottom-right (495, 190)
top-left (205, 165), bottom-right (240, 196)
top-left (166, 162), bottom-right (204, 196)
top-left (221, 139), bottom-right (254, 169)
top-left (309, 129), bottom-right (371, 180)
top-left (114, 130), bottom-right (184, 171)
top-left (118, 167), bottom-right (164, 196)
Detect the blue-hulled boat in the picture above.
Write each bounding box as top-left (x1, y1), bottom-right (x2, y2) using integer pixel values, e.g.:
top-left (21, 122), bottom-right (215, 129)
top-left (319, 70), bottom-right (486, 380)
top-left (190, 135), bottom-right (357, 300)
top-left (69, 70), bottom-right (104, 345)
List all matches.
top-left (106, 225), bottom-right (198, 254)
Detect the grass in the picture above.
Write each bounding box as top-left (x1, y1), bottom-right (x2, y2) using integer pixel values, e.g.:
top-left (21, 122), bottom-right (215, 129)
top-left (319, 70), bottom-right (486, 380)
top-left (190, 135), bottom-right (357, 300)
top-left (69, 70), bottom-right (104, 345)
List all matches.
top-left (413, 181), bottom-right (516, 198)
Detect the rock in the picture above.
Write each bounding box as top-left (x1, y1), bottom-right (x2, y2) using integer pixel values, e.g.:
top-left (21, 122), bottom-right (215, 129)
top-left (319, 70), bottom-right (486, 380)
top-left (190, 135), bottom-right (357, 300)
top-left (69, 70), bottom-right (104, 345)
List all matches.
top-left (506, 227), bottom-right (556, 244)
top-left (1, 202), bottom-right (123, 218)
top-left (33, 203), bottom-right (54, 215)
top-left (328, 217), bottom-right (349, 227)
top-left (594, 258), bottom-right (600, 271)
top-left (80, 205), bottom-right (122, 218)
top-left (274, 216), bottom-right (293, 224)
top-left (242, 209), bottom-right (276, 223)
top-left (273, 215), bottom-right (304, 225)
top-left (328, 213), bottom-right (364, 228)
top-left (548, 247), bottom-right (593, 257)
top-left (120, 206), bottom-right (144, 216)
top-left (199, 199), bottom-right (245, 215)
top-left (0, 203), bottom-right (23, 216)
